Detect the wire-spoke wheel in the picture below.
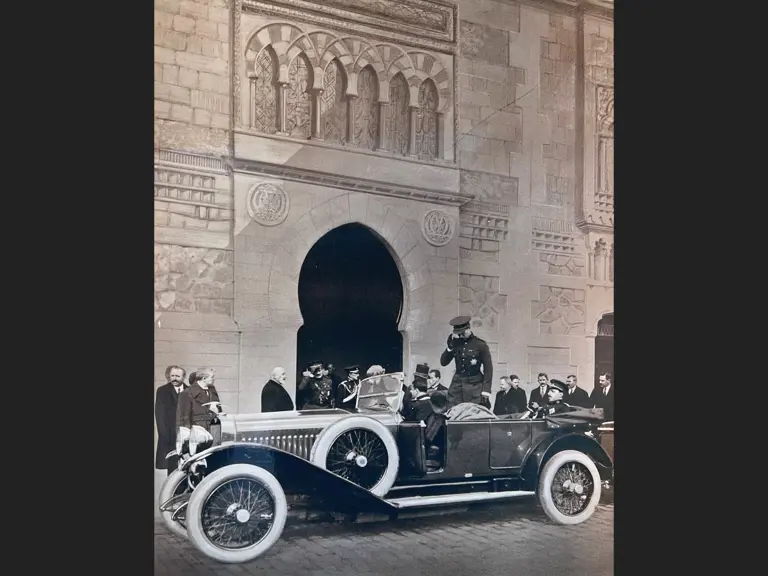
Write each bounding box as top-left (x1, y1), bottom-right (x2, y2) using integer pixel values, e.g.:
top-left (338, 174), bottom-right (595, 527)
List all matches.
top-left (538, 450), bottom-right (601, 525)
top-left (310, 416), bottom-right (399, 497)
top-left (159, 469), bottom-right (191, 540)
top-left (187, 465), bottom-right (287, 564)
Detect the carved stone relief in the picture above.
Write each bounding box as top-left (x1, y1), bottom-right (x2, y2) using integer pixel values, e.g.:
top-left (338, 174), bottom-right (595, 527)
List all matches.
top-left (252, 49), bottom-right (278, 134)
top-left (459, 274), bottom-right (507, 332)
top-left (286, 55), bottom-right (312, 139)
top-left (421, 209), bottom-right (454, 246)
top-left (320, 59), bottom-right (348, 144)
top-left (415, 80), bottom-right (438, 159)
top-left (355, 66), bottom-right (380, 150)
top-left (596, 86), bottom-right (614, 214)
top-left (387, 74), bottom-right (410, 156)
top-left (246, 182), bottom-right (291, 226)
top-left (531, 286), bottom-right (586, 335)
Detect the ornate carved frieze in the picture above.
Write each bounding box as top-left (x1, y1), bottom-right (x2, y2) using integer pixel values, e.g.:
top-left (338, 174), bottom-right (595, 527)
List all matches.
top-left (578, 83), bottom-right (614, 232)
top-left (531, 285), bottom-right (586, 335)
top-left (232, 157), bottom-right (472, 207)
top-left (246, 182), bottom-right (291, 226)
top-left (531, 217), bottom-right (576, 254)
top-left (459, 273), bottom-right (507, 333)
top-left (458, 201), bottom-right (509, 263)
top-left (421, 209), bottom-right (455, 246)
top-left (245, 0), bottom-right (457, 52)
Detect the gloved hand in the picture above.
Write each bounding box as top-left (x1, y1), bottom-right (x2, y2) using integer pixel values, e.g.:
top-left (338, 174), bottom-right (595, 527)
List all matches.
top-left (446, 334), bottom-right (457, 349)
top-left (479, 396), bottom-right (491, 409)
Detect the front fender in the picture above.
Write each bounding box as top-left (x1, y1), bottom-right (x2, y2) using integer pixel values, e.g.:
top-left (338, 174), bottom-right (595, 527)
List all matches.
top-left (520, 433), bottom-right (613, 491)
top-left (180, 442), bottom-right (397, 517)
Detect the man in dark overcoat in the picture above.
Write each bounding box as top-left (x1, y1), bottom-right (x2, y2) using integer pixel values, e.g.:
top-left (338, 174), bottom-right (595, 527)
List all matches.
top-left (494, 375), bottom-right (527, 416)
top-left (155, 365), bottom-right (188, 474)
top-left (565, 374), bottom-right (590, 408)
top-left (439, 316), bottom-right (494, 409)
top-left (589, 372), bottom-right (614, 421)
top-left (530, 373), bottom-right (550, 406)
top-left (261, 366), bottom-right (294, 413)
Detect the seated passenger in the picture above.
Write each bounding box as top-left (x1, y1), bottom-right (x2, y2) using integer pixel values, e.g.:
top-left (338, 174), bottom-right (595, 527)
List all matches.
top-left (523, 379), bottom-right (580, 419)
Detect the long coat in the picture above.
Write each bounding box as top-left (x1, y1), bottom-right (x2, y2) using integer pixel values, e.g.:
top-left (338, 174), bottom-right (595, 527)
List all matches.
top-left (566, 386), bottom-right (591, 408)
top-left (261, 380), bottom-right (294, 413)
top-left (177, 383), bottom-right (221, 430)
top-left (530, 385), bottom-right (549, 406)
top-left (155, 382), bottom-right (188, 469)
top-left (494, 387), bottom-right (527, 416)
top-left (589, 385), bottom-right (614, 421)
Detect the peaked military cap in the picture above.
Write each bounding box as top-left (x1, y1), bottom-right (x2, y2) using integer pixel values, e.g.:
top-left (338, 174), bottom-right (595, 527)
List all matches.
top-left (344, 365), bottom-right (360, 373)
top-left (449, 315), bottom-right (472, 333)
top-left (548, 379), bottom-right (568, 394)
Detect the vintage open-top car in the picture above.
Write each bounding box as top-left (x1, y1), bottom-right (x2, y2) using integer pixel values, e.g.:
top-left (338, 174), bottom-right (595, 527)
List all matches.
top-left (159, 373), bottom-right (613, 564)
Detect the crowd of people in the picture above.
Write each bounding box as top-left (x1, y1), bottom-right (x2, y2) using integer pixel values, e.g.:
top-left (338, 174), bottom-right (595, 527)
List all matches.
top-left (155, 315), bottom-right (614, 476)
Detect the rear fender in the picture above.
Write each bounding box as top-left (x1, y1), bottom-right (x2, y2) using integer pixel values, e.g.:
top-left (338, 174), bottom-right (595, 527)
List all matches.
top-left (520, 433), bottom-right (613, 491)
top-left (180, 442), bottom-right (396, 516)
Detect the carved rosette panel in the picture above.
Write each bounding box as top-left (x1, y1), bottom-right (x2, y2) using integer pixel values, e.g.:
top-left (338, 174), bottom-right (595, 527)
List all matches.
top-left (246, 182), bottom-right (291, 226)
top-left (459, 274), bottom-right (507, 333)
top-left (531, 286), bottom-right (586, 335)
top-left (355, 66), bottom-right (379, 150)
top-left (286, 56), bottom-right (312, 139)
top-left (416, 80), bottom-right (438, 159)
top-left (387, 74), bottom-right (410, 156)
top-left (421, 209), bottom-right (454, 246)
top-left (321, 59), bottom-right (348, 144)
top-left (252, 49), bottom-right (278, 134)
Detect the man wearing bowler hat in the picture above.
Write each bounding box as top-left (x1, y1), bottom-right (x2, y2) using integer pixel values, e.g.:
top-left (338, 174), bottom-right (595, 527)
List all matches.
top-left (440, 316), bottom-right (494, 409)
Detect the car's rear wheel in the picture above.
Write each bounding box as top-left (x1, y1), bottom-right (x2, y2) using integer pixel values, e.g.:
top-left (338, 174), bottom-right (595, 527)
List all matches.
top-left (159, 469), bottom-right (190, 539)
top-left (186, 464), bottom-right (287, 564)
top-left (537, 450), bottom-right (602, 525)
top-left (310, 416), bottom-right (399, 497)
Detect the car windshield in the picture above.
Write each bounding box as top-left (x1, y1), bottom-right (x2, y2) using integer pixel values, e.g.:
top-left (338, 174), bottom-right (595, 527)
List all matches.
top-left (356, 373), bottom-right (404, 413)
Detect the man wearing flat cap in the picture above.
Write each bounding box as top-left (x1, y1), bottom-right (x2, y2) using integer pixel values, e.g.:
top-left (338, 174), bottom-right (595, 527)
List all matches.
top-left (336, 365), bottom-right (361, 411)
top-left (440, 316), bottom-right (494, 409)
top-left (527, 379), bottom-right (579, 418)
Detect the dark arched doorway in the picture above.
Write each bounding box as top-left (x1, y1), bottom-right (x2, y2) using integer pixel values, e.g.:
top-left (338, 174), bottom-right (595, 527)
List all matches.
top-left (296, 223), bottom-right (404, 389)
top-left (595, 313), bottom-right (614, 384)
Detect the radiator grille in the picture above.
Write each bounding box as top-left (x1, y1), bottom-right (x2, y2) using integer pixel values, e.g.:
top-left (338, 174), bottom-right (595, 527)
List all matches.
top-left (237, 432), bottom-right (319, 460)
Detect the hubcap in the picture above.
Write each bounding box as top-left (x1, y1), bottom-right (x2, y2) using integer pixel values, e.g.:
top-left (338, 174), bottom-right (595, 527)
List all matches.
top-left (551, 461), bottom-right (594, 516)
top-left (355, 455), bottom-right (368, 467)
top-left (235, 509), bottom-right (251, 523)
top-left (327, 429), bottom-right (388, 489)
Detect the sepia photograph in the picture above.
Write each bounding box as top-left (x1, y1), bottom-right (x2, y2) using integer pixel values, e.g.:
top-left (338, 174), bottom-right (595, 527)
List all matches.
top-left (154, 0), bottom-right (614, 573)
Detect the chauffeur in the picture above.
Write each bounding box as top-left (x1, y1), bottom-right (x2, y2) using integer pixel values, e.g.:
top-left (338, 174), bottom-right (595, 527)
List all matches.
top-left (440, 316), bottom-right (494, 409)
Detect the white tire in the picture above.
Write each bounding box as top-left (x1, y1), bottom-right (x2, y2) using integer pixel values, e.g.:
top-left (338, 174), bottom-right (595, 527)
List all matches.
top-left (158, 469), bottom-right (190, 539)
top-left (310, 415), bottom-right (399, 497)
top-left (186, 464), bottom-right (287, 564)
top-left (538, 450), bottom-right (602, 525)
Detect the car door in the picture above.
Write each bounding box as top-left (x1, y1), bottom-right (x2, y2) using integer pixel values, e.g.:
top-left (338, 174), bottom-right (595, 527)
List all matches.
top-left (488, 419), bottom-right (533, 469)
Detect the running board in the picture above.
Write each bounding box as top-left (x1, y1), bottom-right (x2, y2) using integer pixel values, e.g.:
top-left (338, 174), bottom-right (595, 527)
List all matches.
top-left (386, 490), bottom-right (535, 509)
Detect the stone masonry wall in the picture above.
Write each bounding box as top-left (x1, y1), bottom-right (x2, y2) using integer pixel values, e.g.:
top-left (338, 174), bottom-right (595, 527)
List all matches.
top-left (154, 0), bottom-right (231, 154)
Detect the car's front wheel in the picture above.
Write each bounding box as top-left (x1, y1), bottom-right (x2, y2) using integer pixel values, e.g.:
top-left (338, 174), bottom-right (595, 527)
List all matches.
top-left (186, 464), bottom-right (287, 564)
top-left (158, 469), bottom-right (190, 539)
top-left (310, 415), bottom-right (399, 497)
top-left (537, 450), bottom-right (602, 525)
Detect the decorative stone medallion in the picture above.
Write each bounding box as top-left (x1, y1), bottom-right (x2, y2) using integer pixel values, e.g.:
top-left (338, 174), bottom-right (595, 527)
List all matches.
top-left (246, 182), bottom-right (290, 226)
top-left (421, 209), bottom-right (454, 246)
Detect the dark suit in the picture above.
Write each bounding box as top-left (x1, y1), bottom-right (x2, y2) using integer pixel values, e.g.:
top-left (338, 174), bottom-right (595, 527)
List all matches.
top-left (566, 386), bottom-right (590, 408)
top-left (589, 385), bottom-right (614, 421)
top-left (261, 379), bottom-right (294, 413)
top-left (530, 385), bottom-right (549, 406)
top-left (494, 387), bottom-right (527, 416)
top-left (155, 382), bottom-right (187, 473)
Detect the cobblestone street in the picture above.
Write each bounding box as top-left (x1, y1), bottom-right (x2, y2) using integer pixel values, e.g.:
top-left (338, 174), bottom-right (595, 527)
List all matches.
top-left (154, 497), bottom-right (613, 576)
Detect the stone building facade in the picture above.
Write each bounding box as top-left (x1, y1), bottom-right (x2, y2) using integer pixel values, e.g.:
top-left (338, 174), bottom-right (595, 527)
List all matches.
top-left (153, 0), bottom-right (614, 491)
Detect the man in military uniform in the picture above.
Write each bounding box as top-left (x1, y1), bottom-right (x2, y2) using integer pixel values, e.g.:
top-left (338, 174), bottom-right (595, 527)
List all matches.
top-left (297, 361), bottom-right (334, 409)
top-left (440, 316), bottom-right (493, 409)
top-left (527, 379), bottom-right (579, 418)
top-left (335, 365), bottom-right (361, 411)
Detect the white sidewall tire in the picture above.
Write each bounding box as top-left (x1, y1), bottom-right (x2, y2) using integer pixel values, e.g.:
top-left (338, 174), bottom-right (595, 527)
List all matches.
top-left (186, 464), bottom-right (287, 564)
top-left (310, 415), bottom-right (399, 497)
top-left (538, 449), bottom-right (602, 525)
top-left (159, 469), bottom-right (190, 540)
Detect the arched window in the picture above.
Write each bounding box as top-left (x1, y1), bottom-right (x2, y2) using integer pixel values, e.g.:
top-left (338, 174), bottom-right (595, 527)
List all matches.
top-left (415, 79), bottom-right (438, 159)
top-left (286, 54), bottom-right (312, 139)
top-left (251, 47), bottom-right (278, 134)
top-left (355, 66), bottom-right (379, 151)
top-left (386, 73), bottom-right (409, 156)
top-left (320, 59), bottom-right (347, 145)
